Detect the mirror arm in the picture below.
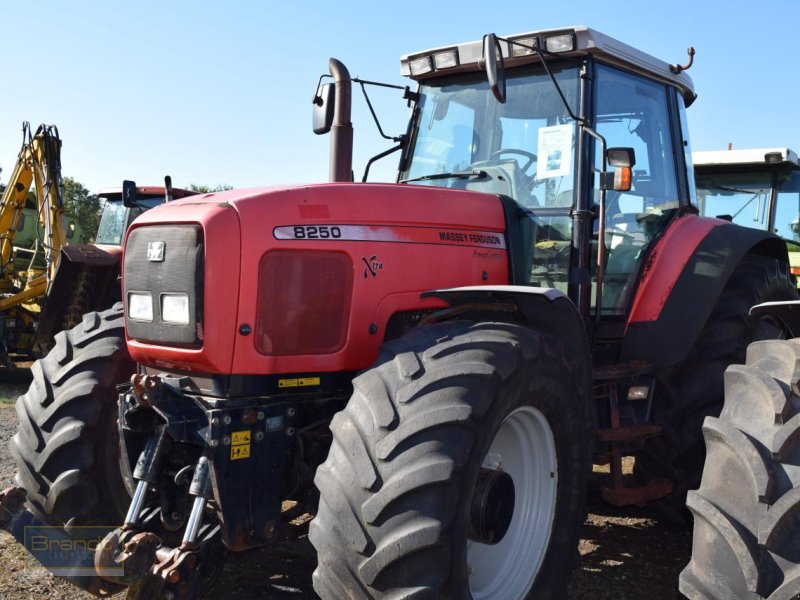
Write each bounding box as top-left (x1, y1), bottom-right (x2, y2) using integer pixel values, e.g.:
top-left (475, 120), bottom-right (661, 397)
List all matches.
top-left (362, 142), bottom-right (403, 182)
top-left (535, 47), bottom-right (585, 125)
top-left (356, 80), bottom-right (403, 142)
top-left (312, 74), bottom-right (333, 105)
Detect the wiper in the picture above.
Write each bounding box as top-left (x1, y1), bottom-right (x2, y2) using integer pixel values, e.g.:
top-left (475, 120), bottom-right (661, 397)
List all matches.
top-left (399, 169), bottom-right (487, 184)
top-left (704, 183), bottom-right (768, 195)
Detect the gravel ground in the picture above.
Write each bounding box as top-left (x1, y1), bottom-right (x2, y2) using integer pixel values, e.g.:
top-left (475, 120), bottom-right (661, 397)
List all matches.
top-left (0, 391), bottom-right (691, 599)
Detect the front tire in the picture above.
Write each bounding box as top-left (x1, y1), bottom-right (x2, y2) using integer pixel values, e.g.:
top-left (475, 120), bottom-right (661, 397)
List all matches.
top-left (11, 303), bottom-right (133, 526)
top-left (310, 321), bottom-right (593, 599)
top-left (680, 339), bottom-right (800, 599)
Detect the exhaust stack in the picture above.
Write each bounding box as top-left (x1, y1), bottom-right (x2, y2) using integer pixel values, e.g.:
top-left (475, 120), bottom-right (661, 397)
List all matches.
top-left (328, 58), bottom-right (353, 182)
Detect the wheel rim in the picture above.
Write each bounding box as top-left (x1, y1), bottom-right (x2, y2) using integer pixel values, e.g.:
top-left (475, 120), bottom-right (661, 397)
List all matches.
top-left (468, 405), bottom-right (557, 599)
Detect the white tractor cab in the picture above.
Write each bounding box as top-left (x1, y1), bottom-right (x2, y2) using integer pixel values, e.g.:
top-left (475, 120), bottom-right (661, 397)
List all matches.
top-left (693, 147), bottom-right (800, 279)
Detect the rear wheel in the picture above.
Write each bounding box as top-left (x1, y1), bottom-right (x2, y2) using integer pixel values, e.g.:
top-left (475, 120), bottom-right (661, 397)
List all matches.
top-left (679, 339), bottom-right (800, 599)
top-left (310, 321), bottom-right (593, 599)
top-left (635, 255), bottom-right (796, 521)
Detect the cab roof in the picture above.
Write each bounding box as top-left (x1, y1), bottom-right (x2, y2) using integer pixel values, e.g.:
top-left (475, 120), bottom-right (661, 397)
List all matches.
top-left (693, 148), bottom-right (800, 168)
top-left (401, 25), bottom-right (696, 105)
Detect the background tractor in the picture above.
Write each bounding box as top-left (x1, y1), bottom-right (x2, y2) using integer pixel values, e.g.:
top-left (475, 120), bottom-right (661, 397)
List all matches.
top-left (31, 179), bottom-right (196, 356)
top-left (693, 147), bottom-right (800, 285)
top-left (6, 26), bottom-right (799, 599)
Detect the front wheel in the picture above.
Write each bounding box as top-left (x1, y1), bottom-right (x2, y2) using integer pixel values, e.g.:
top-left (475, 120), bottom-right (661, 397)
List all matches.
top-left (11, 303), bottom-right (133, 526)
top-left (310, 321), bottom-right (593, 599)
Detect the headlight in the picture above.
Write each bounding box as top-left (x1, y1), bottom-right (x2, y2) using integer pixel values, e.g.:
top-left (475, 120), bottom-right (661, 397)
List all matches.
top-left (128, 292), bottom-right (154, 322)
top-left (161, 293), bottom-right (190, 325)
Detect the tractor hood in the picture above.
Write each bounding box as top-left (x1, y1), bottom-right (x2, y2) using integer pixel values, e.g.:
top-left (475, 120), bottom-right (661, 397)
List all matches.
top-left (122, 183), bottom-right (508, 377)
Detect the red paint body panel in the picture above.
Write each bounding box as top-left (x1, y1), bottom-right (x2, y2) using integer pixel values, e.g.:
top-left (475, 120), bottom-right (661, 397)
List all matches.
top-left (627, 213), bottom-right (730, 325)
top-left (124, 183), bottom-right (508, 375)
top-left (124, 200), bottom-right (241, 373)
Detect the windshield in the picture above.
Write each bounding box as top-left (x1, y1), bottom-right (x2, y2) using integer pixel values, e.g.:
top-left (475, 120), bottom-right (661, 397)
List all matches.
top-left (695, 171), bottom-right (772, 231)
top-left (400, 64), bottom-right (579, 209)
top-left (95, 196), bottom-right (163, 245)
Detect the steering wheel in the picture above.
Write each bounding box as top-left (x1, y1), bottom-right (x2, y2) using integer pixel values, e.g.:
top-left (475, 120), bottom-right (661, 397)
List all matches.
top-left (489, 149), bottom-right (537, 173)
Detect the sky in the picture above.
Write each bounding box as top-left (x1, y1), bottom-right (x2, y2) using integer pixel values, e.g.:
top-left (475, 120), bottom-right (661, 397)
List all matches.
top-left (1, 0), bottom-right (798, 193)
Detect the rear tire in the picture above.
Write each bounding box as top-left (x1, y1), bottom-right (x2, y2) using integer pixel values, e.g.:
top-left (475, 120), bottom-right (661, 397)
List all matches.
top-left (635, 255), bottom-right (796, 521)
top-left (679, 339), bottom-right (800, 599)
top-left (309, 321), bottom-right (593, 599)
top-left (11, 303), bottom-right (133, 526)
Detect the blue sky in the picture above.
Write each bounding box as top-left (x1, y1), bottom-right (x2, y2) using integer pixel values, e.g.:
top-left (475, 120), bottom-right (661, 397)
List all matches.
top-left (1, 1), bottom-right (797, 192)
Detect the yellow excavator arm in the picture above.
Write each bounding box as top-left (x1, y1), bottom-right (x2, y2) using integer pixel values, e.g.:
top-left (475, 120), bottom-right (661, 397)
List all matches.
top-left (0, 122), bottom-right (65, 311)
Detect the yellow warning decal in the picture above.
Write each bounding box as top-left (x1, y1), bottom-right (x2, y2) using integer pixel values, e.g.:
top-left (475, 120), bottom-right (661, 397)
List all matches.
top-left (231, 429), bottom-right (251, 460)
top-left (230, 444), bottom-right (251, 460)
top-left (232, 430), bottom-right (251, 445)
top-left (278, 377), bottom-right (321, 389)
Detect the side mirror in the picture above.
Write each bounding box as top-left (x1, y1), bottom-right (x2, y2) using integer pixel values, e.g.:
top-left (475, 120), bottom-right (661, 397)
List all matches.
top-left (122, 180), bottom-right (138, 208)
top-left (607, 147), bottom-right (636, 168)
top-left (312, 82), bottom-right (336, 135)
top-left (483, 34), bottom-right (506, 104)
top-left (601, 147), bottom-right (636, 192)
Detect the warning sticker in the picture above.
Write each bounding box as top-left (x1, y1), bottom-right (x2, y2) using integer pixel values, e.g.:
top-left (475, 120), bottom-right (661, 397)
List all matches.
top-left (231, 444), bottom-right (251, 460)
top-left (232, 430), bottom-right (251, 445)
top-left (231, 429), bottom-right (251, 460)
top-left (279, 377), bottom-right (321, 388)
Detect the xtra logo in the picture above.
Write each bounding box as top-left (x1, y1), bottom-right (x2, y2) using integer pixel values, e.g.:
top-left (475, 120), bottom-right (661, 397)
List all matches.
top-left (362, 256), bottom-right (384, 278)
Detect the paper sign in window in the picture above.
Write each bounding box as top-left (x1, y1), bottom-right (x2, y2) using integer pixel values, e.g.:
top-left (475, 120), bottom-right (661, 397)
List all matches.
top-left (537, 124), bottom-right (574, 179)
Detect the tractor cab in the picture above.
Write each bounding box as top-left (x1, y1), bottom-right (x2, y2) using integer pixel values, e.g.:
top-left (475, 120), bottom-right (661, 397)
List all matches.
top-left (693, 147), bottom-right (800, 279)
top-left (395, 27), bottom-right (698, 322)
top-left (95, 184), bottom-right (196, 247)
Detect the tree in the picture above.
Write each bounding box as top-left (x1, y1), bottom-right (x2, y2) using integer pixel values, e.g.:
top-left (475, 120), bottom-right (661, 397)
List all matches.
top-left (61, 177), bottom-right (100, 241)
top-left (188, 183), bottom-right (233, 193)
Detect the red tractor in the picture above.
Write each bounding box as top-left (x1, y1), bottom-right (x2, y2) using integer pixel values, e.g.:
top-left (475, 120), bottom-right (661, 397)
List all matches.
top-left (6, 27), bottom-right (799, 599)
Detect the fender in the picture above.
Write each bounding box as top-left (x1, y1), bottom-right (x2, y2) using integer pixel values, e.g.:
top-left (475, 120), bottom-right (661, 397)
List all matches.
top-left (33, 244), bottom-right (122, 352)
top-left (621, 214), bottom-right (789, 369)
top-left (422, 285), bottom-right (592, 397)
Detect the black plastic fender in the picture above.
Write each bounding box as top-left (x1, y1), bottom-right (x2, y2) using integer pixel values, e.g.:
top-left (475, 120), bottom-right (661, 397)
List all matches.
top-left (422, 285), bottom-right (592, 397)
top-left (33, 244), bottom-right (122, 353)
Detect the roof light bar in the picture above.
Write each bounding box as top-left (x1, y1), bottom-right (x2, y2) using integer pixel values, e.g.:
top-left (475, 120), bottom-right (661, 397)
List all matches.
top-left (408, 55), bottom-right (433, 76)
top-left (509, 36), bottom-right (539, 57)
top-left (433, 49), bottom-right (459, 69)
top-left (544, 33), bottom-right (576, 53)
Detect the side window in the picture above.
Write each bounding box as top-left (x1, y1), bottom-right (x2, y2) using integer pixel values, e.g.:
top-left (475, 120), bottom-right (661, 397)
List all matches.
top-left (593, 65), bottom-right (680, 316)
top-left (595, 65), bottom-right (678, 212)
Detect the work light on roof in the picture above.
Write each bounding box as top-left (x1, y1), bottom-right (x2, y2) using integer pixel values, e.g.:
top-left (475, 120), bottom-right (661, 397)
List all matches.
top-left (544, 33), bottom-right (576, 53)
top-left (433, 49), bottom-right (459, 69)
top-left (408, 55), bottom-right (434, 76)
top-left (510, 36), bottom-right (539, 57)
